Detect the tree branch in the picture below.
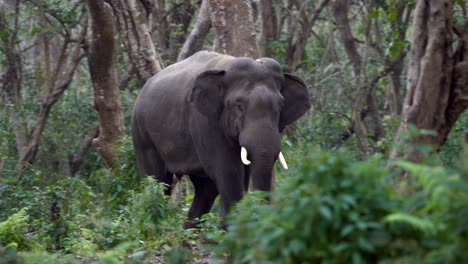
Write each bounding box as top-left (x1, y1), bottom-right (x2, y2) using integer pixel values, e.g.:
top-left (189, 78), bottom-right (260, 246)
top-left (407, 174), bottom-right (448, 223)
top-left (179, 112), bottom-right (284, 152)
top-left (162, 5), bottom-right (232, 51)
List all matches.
top-left (68, 125), bottom-right (99, 176)
top-left (177, 0), bottom-right (211, 61)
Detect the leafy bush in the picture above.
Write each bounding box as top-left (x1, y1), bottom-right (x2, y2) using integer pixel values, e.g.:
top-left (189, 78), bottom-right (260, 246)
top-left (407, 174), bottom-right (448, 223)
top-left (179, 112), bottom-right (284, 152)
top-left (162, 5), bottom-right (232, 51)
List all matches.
top-left (89, 177), bottom-right (181, 250)
top-left (88, 136), bottom-right (140, 209)
top-left (220, 152), bottom-right (397, 263)
top-left (387, 159), bottom-right (468, 263)
top-left (220, 150), bottom-right (468, 263)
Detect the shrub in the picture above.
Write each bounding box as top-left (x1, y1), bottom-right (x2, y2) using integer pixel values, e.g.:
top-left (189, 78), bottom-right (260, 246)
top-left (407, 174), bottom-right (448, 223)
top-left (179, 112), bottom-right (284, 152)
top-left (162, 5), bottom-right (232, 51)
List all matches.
top-left (387, 159), bottom-right (468, 263)
top-left (220, 150), bottom-right (468, 263)
top-left (220, 152), bottom-right (397, 263)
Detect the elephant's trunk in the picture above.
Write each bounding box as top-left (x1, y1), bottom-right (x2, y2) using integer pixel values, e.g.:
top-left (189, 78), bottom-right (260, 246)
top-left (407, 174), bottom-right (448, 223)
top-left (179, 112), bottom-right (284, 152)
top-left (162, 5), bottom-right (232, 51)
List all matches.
top-left (239, 126), bottom-right (282, 192)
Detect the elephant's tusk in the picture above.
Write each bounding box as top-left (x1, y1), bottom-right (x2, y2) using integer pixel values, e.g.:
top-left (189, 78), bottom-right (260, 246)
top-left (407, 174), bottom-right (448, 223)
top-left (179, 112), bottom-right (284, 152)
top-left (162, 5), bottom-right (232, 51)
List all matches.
top-left (241, 147), bottom-right (251, 165)
top-left (278, 152), bottom-right (288, 170)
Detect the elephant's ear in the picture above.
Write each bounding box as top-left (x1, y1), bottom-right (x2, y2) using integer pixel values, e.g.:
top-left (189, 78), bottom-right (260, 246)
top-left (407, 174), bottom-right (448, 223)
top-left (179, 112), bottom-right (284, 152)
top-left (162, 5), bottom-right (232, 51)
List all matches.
top-left (279, 73), bottom-right (311, 132)
top-left (188, 70), bottom-right (226, 120)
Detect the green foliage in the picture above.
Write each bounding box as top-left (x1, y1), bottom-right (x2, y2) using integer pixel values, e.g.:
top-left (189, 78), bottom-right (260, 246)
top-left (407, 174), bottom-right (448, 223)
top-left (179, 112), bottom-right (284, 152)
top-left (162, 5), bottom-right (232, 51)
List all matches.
top-left (440, 112), bottom-right (468, 166)
top-left (389, 160), bottom-right (468, 263)
top-left (220, 151), bottom-right (396, 263)
top-left (0, 208), bottom-right (33, 251)
top-left (164, 246), bottom-right (192, 264)
top-left (88, 136), bottom-right (140, 209)
top-left (90, 177), bottom-right (181, 249)
top-left (220, 149), bottom-right (468, 263)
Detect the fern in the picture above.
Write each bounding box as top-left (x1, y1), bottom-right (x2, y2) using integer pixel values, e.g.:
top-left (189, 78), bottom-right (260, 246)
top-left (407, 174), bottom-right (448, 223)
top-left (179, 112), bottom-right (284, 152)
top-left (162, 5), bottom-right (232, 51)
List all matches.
top-left (0, 207), bottom-right (30, 250)
top-left (384, 213), bottom-right (436, 235)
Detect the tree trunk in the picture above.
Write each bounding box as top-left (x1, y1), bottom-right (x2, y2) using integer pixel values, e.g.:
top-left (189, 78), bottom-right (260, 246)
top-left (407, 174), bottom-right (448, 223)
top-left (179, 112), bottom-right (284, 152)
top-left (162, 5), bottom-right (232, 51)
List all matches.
top-left (178, 0), bottom-right (212, 61)
top-left (386, 66), bottom-right (403, 115)
top-left (383, 3), bottom-right (410, 117)
top-left (109, 0), bottom-right (162, 83)
top-left (0, 1), bottom-right (27, 159)
top-left (391, 0), bottom-right (468, 163)
top-left (209, 0), bottom-right (259, 57)
top-left (86, 0), bottom-right (125, 168)
top-left (152, 0), bottom-right (169, 52)
top-left (258, 0), bottom-right (278, 57)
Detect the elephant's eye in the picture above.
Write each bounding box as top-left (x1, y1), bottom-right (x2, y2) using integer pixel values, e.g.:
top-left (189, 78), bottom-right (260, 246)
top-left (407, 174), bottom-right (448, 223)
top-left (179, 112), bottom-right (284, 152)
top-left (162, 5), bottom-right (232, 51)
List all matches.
top-left (235, 103), bottom-right (244, 113)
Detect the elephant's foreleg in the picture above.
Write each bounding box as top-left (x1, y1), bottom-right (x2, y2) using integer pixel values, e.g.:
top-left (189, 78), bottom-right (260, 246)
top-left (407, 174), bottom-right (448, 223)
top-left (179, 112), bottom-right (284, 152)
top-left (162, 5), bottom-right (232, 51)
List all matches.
top-left (216, 171), bottom-right (245, 229)
top-left (184, 174), bottom-right (219, 229)
top-left (244, 166), bottom-right (251, 191)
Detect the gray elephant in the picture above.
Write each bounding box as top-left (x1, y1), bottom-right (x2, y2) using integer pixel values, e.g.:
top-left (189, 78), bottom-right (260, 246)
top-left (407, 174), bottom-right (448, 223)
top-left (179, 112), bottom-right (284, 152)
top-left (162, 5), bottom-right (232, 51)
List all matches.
top-left (131, 51), bottom-right (310, 228)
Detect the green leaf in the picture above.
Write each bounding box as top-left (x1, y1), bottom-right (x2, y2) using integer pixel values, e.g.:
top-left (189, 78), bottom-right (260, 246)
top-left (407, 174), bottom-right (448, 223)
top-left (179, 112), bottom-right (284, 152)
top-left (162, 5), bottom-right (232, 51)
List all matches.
top-left (384, 213), bottom-right (437, 234)
top-left (340, 225), bottom-right (355, 237)
top-left (357, 237), bottom-right (374, 252)
top-left (319, 205), bottom-right (332, 220)
top-left (332, 242), bottom-right (350, 253)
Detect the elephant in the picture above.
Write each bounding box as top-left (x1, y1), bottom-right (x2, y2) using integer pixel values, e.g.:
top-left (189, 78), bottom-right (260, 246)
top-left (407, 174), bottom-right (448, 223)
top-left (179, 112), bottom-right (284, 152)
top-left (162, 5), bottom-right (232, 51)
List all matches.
top-left (131, 51), bottom-right (310, 228)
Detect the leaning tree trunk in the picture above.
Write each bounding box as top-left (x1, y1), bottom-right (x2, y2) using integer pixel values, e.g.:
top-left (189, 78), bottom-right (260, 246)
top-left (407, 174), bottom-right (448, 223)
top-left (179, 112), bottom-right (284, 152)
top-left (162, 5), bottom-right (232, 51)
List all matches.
top-left (178, 0), bottom-right (212, 61)
top-left (109, 0), bottom-right (161, 83)
top-left (209, 0), bottom-right (259, 57)
top-left (86, 0), bottom-right (125, 168)
top-left (391, 0), bottom-right (468, 163)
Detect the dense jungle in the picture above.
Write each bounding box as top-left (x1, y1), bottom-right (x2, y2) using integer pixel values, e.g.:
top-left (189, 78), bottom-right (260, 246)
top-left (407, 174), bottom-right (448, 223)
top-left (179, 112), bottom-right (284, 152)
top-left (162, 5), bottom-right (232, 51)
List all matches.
top-left (0, 0), bottom-right (467, 263)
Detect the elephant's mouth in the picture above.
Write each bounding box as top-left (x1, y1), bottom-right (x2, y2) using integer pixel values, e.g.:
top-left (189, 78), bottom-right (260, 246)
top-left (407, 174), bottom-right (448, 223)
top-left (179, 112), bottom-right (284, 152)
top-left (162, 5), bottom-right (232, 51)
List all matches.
top-left (240, 146), bottom-right (288, 170)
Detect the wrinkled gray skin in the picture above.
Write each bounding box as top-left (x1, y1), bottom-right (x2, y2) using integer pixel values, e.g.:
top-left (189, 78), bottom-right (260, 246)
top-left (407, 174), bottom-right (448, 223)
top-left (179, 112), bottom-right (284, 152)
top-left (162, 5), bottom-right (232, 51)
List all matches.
top-left (131, 51), bottom-right (310, 228)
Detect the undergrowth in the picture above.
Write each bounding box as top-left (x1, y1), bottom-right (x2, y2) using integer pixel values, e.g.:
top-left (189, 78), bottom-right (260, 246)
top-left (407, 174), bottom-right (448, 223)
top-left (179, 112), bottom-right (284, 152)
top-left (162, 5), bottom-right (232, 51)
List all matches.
top-left (1, 139), bottom-right (467, 263)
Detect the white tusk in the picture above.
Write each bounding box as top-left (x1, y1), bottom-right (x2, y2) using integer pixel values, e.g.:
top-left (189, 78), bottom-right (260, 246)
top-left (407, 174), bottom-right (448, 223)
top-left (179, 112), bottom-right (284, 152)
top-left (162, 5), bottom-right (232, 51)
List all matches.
top-left (278, 152), bottom-right (288, 170)
top-left (241, 147), bottom-right (251, 165)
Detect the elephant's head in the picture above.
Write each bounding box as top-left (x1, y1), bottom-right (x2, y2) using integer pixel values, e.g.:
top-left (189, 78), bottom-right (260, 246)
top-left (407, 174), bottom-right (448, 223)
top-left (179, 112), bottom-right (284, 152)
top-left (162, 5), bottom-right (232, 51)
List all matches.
top-left (189, 57), bottom-right (311, 191)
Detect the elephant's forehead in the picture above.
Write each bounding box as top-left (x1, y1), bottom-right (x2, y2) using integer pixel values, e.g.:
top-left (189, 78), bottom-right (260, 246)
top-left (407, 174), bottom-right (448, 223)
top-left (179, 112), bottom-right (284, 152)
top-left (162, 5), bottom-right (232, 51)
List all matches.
top-left (226, 57), bottom-right (283, 80)
top-left (227, 57), bottom-right (257, 71)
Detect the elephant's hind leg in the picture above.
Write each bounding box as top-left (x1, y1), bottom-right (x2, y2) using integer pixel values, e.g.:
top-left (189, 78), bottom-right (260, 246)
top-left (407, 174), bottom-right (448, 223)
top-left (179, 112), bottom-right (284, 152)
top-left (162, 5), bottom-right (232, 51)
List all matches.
top-left (133, 139), bottom-right (173, 195)
top-left (184, 174), bottom-right (218, 229)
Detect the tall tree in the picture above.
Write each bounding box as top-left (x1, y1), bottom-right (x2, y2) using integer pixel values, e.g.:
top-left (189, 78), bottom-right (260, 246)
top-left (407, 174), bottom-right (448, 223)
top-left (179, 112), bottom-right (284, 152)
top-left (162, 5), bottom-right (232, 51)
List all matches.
top-left (391, 0), bottom-right (468, 163)
top-left (209, 0), bottom-right (258, 57)
top-left (86, 0), bottom-right (125, 168)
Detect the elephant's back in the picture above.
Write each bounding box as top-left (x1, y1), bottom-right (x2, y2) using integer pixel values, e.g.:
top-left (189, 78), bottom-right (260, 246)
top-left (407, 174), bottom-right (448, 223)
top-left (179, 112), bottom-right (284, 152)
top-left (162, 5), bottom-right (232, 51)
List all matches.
top-left (157, 51), bottom-right (233, 81)
top-left (139, 51), bottom-right (233, 99)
